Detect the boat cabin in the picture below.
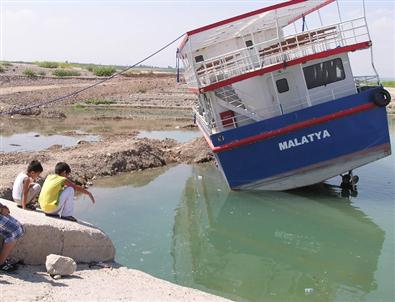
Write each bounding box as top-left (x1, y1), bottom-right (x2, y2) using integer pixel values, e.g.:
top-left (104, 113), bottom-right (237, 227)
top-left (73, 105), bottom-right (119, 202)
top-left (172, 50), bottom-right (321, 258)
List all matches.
top-left (178, 0), bottom-right (376, 134)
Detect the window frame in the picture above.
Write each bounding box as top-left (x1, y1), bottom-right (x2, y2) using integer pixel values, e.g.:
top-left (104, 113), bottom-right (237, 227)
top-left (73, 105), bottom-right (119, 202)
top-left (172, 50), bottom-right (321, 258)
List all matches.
top-left (195, 55), bottom-right (204, 63)
top-left (303, 58), bottom-right (346, 90)
top-left (276, 78), bottom-right (290, 94)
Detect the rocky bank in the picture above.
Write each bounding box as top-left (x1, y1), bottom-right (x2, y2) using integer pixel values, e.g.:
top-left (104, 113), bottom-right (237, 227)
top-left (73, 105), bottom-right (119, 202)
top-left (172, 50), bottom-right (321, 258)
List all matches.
top-left (0, 199), bottom-right (230, 302)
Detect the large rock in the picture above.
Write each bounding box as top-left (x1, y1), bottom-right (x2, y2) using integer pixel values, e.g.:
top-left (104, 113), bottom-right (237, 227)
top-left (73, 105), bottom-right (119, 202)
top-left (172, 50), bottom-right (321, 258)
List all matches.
top-left (0, 198), bottom-right (115, 265)
top-left (46, 254), bottom-right (77, 275)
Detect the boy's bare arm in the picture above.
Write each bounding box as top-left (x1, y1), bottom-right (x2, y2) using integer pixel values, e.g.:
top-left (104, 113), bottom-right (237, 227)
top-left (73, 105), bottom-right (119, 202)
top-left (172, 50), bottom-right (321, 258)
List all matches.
top-left (65, 180), bottom-right (95, 204)
top-left (21, 177), bottom-right (31, 209)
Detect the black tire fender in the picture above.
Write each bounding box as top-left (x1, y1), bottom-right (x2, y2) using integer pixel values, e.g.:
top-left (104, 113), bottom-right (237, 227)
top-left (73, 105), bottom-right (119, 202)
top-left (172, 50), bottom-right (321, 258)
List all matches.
top-left (371, 89), bottom-right (391, 107)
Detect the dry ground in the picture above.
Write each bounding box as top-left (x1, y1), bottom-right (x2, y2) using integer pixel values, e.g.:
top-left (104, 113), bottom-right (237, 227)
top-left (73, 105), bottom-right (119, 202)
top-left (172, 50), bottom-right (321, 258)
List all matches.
top-left (0, 63), bottom-right (211, 198)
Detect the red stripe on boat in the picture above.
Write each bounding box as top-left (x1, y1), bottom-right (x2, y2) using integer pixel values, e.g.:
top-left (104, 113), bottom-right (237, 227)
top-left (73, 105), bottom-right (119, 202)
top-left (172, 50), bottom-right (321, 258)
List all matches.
top-left (196, 121), bottom-right (216, 150)
top-left (201, 102), bottom-right (376, 153)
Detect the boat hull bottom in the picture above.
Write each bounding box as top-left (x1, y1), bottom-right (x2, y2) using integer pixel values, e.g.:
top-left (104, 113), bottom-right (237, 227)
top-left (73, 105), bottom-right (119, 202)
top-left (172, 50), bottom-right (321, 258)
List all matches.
top-left (234, 143), bottom-right (391, 191)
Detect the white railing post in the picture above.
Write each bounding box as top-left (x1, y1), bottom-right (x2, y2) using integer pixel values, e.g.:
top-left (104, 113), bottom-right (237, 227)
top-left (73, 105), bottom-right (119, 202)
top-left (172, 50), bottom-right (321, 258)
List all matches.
top-left (299, 64), bottom-right (312, 107)
top-left (351, 20), bottom-right (357, 44)
top-left (275, 9), bottom-right (285, 61)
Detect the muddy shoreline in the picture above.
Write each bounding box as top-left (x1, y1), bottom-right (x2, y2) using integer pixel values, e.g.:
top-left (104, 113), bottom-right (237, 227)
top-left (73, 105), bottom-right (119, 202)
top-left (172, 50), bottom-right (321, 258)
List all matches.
top-left (0, 68), bottom-right (212, 199)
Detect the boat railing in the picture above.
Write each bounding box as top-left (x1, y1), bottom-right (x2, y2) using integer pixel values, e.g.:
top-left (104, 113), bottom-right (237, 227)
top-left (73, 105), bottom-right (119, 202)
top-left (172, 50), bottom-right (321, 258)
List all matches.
top-left (186, 17), bottom-right (370, 89)
top-left (195, 81), bottom-right (363, 134)
top-left (354, 75), bottom-right (380, 88)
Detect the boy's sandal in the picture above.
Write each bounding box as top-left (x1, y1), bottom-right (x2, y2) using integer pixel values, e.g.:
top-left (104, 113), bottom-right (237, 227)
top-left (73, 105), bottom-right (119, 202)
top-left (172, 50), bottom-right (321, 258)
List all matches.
top-left (17, 204), bottom-right (37, 210)
top-left (45, 213), bottom-right (59, 218)
top-left (26, 204), bottom-right (36, 210)
top-left (0, 261), bottom-right (18, 272)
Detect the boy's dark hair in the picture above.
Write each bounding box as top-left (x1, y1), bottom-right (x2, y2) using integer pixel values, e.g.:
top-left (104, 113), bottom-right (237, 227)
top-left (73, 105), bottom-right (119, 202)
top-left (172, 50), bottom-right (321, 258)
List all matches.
top-left (27, 160), bottom-right (43, 173)
top-left (55, 162), bottom-right (71, 175)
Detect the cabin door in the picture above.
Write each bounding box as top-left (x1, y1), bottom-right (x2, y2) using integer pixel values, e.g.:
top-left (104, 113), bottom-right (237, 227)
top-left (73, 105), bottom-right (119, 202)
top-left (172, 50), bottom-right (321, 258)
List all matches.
top-left (273, 72), bottom-right (303, 114)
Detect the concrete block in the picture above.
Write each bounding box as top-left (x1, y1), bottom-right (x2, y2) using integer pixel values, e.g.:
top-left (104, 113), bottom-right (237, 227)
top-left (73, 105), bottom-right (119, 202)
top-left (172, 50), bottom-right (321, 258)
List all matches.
top-left (0, 198), bottom-right (115, 265)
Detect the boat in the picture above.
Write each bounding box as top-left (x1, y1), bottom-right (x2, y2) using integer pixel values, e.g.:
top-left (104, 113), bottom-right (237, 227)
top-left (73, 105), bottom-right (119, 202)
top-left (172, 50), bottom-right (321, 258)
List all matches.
top-left (177, 0), bottom-right (392, 191)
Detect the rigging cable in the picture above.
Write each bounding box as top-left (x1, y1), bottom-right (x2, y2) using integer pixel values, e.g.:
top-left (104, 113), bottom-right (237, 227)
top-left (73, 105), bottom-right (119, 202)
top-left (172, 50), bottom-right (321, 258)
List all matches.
top-left (362, 0), bottom-right (380, 84)
top-left (0, 33), bottom-right (185, 116)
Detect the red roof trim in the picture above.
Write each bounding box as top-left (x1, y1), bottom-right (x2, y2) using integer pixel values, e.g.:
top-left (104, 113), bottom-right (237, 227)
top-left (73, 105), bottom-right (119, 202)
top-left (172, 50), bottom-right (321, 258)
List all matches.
top-left (199, 41), bottom-right (371, 93)
top-left (202, 103), bottom-right (376, 153)
top-left (178, 34), bottom-right (188, 52)
top-left (186, 0), bottom-right (307, 37)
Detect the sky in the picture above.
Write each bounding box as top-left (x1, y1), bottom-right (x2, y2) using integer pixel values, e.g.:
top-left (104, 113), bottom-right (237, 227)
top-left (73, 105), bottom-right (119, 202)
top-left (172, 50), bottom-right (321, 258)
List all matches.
top-left (1, 0), bottom-right (394, 78)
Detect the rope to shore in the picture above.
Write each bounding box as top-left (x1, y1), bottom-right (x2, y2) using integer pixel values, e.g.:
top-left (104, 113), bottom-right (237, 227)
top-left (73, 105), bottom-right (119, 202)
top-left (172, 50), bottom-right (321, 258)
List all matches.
top-left (0, 34), bottom-right (185, 116)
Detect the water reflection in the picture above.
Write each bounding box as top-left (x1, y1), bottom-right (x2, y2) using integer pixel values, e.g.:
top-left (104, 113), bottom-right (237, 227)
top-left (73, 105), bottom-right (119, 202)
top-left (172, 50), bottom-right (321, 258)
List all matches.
top-left (93, 166), bottom-right (171, 188)
top-left (172, 164), bottom-right (385, 301)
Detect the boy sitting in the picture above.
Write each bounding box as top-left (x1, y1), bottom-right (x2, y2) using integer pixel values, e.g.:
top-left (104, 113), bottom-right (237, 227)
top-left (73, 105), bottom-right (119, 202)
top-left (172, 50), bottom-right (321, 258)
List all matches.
top-left (12, 160), bottom-right (43, 210)
top-left (0, 202), bottom-right (24, 272)
top-left (38, 162), bottom-right (95, 222)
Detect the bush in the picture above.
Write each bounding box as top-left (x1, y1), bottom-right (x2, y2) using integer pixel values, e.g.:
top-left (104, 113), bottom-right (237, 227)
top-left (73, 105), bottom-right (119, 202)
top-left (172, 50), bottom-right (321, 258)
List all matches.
top-left (23, 68), bottom-right (37, 78)
top-left (58, 62), bottom-right (74, 69)
top-left (74, 103), bottom-right (86, 109)
top-left (52, 69), bottom-right (81, 77)
top-left (38, 71), bottom-right (46, 76)
top-left (0, 61), bottom-right (12, 67)
top-left (36, 61), bottom-right (59, 68)
top-left (86, 65), bottom-right (95, 72)
top-left (0, 66), bottom-right (4, 73)
top-left (92, 66), bottom-right (116, 77)
top-left (85, 99), bottom-right (115, 105)
top-left (382, 81), bottom-right (395, 88)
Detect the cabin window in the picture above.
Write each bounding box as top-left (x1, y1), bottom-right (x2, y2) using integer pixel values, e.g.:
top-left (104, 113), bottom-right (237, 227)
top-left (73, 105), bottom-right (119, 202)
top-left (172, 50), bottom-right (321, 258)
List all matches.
top-left (245, 40), bottom-right (253, 48)
top-left (195, 55), bottom-right (204, 63)
top-left (303, 58), bottom-right (345, 89)
top-left (276, 78), bottom-right (289, 93)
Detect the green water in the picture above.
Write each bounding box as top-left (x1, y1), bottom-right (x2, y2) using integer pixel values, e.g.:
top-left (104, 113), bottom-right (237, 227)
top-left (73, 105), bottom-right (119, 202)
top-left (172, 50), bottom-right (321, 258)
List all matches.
top-left (75, 123), bottom-right (394, 302)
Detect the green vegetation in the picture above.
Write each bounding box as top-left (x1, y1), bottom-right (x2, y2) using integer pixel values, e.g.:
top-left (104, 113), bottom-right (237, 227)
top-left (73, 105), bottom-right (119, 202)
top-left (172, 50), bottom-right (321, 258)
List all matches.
top-left (0, 66), bottom-right (4, 73)
top-left (58, 61), bottom-right (74, 69)
top-left (382, 81), bottom-right (395, 88)
top-left (23, 68), bottom-right (37, 78)
top-left (85, 99), bottom-right (115, 105)
top-left (52, 69), bottom-right (81, 77)
top-left (74, 103), bottom-right (86, 109)
top-left (38, 71), bottom-right (46, 76)
top-left (0, 61), bottom-right (12, 67)
top-left (91, 66), bottom-right (117, 77)
top-left (36, 61), bottom-right (60, 68)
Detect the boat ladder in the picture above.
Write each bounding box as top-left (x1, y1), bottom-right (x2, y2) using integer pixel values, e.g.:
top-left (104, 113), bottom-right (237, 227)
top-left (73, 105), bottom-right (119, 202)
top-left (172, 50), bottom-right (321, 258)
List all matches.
top-left (214, 86), bottom-right (260, 121)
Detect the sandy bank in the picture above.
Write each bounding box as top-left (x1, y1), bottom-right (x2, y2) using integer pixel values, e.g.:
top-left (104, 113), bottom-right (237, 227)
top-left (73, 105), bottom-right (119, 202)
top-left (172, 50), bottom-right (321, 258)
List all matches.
top-left (0, 264), bottom-right (231, 302)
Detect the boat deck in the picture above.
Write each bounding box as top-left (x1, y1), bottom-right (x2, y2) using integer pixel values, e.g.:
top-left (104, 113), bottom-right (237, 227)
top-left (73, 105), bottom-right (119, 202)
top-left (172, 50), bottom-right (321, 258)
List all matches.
top-left (186, 17), bottom-right (370, 91)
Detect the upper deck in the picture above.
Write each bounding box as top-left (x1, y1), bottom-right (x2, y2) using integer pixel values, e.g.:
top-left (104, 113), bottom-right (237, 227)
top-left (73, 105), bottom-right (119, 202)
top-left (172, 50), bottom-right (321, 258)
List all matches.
top-left (178, 0), bottom-right (372, 93)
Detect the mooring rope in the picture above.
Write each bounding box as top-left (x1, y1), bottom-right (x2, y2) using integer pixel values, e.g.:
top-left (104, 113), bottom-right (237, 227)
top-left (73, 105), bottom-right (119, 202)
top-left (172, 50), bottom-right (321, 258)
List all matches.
top-left (0, 33), bottom-right (185, 116)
